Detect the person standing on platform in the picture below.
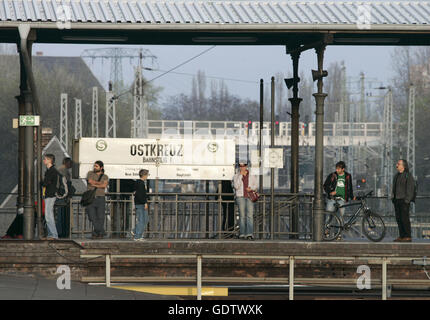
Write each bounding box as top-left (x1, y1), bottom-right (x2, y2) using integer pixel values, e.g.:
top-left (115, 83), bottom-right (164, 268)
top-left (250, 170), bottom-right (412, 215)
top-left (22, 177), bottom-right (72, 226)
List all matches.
top-left (41, 154), bottom-right (59, 240)
top-left (323, 161), bottom-right (355, 241)
top-left (132, 169), bottom-right (150, 241)
top-left (233, 162), bottom-right (258, 240)
top-left (56, 157), bottom-right (73, 238)
top-left (391, 159), bottom-right (415, 242)
top-left (86, 161), bottom-right (109, 239)
top-left (324, 161), bottom-right (355, 218)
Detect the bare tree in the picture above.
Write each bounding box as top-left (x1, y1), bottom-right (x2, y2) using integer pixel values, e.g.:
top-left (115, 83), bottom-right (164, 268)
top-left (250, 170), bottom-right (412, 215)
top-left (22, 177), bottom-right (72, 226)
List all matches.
top-left (390, 46), bottom-right (430, 193)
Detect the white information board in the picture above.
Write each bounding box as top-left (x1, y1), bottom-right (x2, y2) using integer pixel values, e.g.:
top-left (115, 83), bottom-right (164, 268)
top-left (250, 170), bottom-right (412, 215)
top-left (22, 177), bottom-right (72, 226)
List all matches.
top-left (264, 148), bottom-right (284, 168)
top-left (78, 138), bottom-right (235, 180)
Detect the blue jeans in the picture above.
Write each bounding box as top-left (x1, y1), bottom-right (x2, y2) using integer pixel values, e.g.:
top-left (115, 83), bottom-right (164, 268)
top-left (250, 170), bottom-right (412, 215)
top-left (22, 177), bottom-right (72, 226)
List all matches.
top-left (134, 204), bottom-right (149, 239)
top-left (44, 197), bottom-right (58, 239)
top-left (326, 198), bottom-right (345, 218)
top-left (236, 197), bottom-right (254, 237)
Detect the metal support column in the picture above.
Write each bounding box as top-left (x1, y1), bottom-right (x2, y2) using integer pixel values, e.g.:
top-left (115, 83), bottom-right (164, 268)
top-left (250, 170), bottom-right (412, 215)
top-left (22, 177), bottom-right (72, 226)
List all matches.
top-left (92, 87), bottom-right (98, 138)
top-left (18, 25), bottom-right (40, 240)
top-left (15, 93), bottom-right (25, 217)
top-left (197, 255), bottom-right (202, 300)
top-left (312, 46), bottom-right (328, 242)
top-left (407, 84), bottom-right (416, 214)
top-left (259, 79), bottom-right (264, 239)
top-left (105, 254), bottom-right (111, 287)
top-left (105, 81), bottom-right (116, 138)
top-left (270, 77), bottom-right (275, 240)
top-left (289, 256), bottom-right (294, 300)
top-left (60, 93), bottom-right (68, 151)
top-left (23, 90), bottom-right (34, 239)
top-left (36, 125), bottom-right (42, 239)
top-left (286, 51), bottom-right (303, 239)
top-left (382, 257), bottom-right (388, 300)
top-left (74, 98), bottom-right (82, 139)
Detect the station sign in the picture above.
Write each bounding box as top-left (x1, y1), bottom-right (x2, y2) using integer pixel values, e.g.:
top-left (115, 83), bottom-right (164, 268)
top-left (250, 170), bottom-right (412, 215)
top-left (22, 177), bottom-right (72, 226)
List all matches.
top-left (77, 138), bottom-right (235, 180)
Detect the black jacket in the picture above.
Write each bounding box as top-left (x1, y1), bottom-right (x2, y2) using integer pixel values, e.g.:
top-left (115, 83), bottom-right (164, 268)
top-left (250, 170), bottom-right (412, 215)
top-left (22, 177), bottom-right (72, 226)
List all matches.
top-left (323, 171), bottom-right (354, 201)
top-left (392, 171), bottom-right (415, 204)
top-left (42, 166), bottom-right (58, 198)
top-left (218, 180), bottom-right (235, 200)
top-left (134, 179), bottom-right (150, 205)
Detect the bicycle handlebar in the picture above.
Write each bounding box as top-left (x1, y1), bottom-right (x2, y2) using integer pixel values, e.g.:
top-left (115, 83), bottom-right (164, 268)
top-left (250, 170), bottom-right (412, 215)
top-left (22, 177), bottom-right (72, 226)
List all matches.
top-left (355, 190), bottom-right (373, 200)
top-left (333, 190), bottom-right (373, 205)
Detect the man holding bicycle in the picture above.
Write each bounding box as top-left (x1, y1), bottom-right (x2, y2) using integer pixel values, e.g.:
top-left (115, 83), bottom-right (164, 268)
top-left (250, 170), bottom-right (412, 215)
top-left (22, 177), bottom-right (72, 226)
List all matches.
top-left (322, 162), bottom-right (386, 242)
top-left (323, 161), bottom-right (355, 219)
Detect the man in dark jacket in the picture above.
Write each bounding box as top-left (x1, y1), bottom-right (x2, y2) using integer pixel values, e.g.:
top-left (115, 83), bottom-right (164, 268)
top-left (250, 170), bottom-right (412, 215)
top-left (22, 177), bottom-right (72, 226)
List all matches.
top-left (323, 161), bottom-right (355, 219)
top-left (391, 159), bottom-right (415, 242)
top-left (132, 169), bottom-right (150, 241)
top-left (41, 154), bottom-right (59, 240)
top-left (56, 157), bottom-right (73, 238)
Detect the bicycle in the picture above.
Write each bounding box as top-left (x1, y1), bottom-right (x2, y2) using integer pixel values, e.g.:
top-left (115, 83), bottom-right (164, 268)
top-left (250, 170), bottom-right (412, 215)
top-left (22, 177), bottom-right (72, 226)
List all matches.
top-left (323, 190), bottom-right (386, 242)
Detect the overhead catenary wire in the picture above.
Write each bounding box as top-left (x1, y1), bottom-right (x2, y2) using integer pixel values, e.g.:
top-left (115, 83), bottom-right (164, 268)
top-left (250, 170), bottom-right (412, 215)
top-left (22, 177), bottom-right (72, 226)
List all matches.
top-left (110, 46), bottom-right (217, 101)
top-left (150, 69), bottom-right (259, 84)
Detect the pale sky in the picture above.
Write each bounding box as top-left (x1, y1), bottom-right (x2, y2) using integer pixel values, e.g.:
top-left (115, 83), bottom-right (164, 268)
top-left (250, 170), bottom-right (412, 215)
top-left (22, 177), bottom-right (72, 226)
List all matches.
top-left (33, 43), bottom-right (395, 105)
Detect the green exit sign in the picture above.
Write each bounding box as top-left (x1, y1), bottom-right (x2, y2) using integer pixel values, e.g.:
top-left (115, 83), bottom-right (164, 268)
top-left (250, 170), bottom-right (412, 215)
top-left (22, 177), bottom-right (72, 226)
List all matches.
top-left (19, 115), bottom-right (40, 126)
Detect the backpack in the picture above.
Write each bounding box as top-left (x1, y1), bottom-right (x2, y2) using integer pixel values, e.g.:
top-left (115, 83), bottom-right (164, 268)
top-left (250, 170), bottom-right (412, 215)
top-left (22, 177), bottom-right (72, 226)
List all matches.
top-left (55, 170), bottom-right (69, 199)
top-left (67, 180), bottom-right (76, 198)
top-left (406, 173), bottom-right (418, 203)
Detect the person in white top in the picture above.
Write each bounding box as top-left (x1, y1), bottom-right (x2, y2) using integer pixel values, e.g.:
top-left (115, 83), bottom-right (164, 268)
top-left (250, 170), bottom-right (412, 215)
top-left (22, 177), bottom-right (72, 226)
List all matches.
top-left (233, 162), bottom-right (258, 240)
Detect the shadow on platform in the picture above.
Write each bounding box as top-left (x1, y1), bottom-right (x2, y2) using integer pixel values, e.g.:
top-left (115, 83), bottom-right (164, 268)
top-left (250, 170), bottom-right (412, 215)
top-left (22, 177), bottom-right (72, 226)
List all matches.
top-left (0, 274), bottom-right (176, 300)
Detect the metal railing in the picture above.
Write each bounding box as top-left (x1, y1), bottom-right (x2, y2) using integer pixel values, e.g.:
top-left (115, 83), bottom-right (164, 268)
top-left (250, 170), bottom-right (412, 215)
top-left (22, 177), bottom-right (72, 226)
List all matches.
top-left (69, 192), bottom-right (135, 239)
top-left (2, 192), bottom-right (430, 240)
top-left (80, 253), bottom-right (430, 300)
top-left (147, 120), bottom-right (382, 139)
top-left (69, 192), bottom-right (314, 240)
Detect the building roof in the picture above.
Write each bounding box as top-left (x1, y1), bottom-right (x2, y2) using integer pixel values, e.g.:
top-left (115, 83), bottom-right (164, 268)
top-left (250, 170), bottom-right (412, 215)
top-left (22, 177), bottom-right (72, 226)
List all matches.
top-left (0, 1), bottom-right (429, 26)
top-left (0, 1), bottom-right (430, 45)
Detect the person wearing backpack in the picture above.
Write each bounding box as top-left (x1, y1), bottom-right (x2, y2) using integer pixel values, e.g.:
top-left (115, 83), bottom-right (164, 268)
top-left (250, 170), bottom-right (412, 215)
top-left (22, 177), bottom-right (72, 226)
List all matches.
top-left (56, 157), bottom-right (74, 238)
top-left (41, 154), bottom-right (59, 240)
top-left (391, 159), bottom-right (415, 242)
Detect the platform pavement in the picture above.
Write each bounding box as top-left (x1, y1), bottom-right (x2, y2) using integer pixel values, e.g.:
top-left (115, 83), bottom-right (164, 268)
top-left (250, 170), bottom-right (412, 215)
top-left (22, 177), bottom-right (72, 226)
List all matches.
top-left (0, 274), bottom-right (177, 300)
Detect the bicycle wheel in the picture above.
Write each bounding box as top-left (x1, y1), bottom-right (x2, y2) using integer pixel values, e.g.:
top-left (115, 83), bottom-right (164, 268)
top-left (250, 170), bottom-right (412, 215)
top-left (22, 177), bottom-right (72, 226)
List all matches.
top-left (322, 212), bottom-right (342, 241)
top-left (362, 211), bottom-right (386, 242)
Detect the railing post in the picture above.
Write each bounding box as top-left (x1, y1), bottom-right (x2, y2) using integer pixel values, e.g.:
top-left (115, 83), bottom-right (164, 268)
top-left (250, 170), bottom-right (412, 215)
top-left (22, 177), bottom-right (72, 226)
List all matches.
top-left (69, 199), bottom-right (73, 240)
top-left (106, 254), bottom-right (111, 287)
top-left (175, 194), bottom-right (178, 239)
top-left (263, 195), bottom-right (267, 239)
top-left (289, 256), bottom-right (295, 300)
top-left (218, 181), bottom-right (223, 239)
top-left (131, 193), bottom-right (135, 237)
top-left (382, 257), bottom-right (387, 300)
top-left (197, 255), bottom-right (202, 300)
top-left (154, 178), bottom-right (159, 239)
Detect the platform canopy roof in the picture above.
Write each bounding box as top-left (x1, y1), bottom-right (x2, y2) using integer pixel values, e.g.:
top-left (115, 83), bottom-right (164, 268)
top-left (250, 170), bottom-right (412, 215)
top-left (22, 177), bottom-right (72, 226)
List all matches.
top-left (0, 1), bottom-right (430, 45)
